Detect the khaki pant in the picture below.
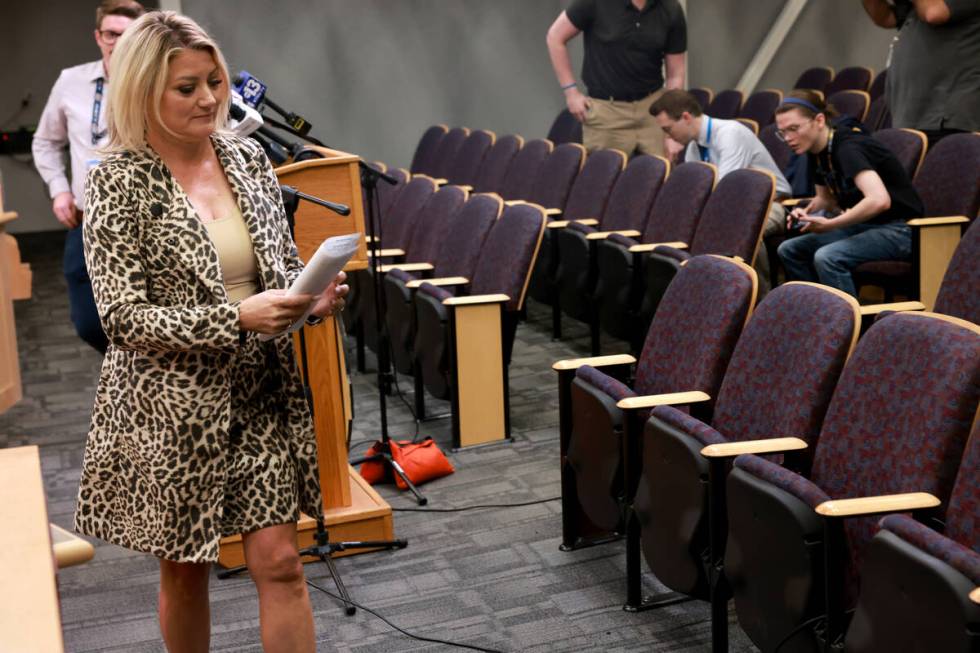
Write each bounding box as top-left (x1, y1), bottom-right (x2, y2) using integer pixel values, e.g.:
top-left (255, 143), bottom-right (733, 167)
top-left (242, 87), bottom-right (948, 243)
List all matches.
top-left (582, 89), bottom-right (666, 157)
top-left (754, 202), bottom-right (787, 298)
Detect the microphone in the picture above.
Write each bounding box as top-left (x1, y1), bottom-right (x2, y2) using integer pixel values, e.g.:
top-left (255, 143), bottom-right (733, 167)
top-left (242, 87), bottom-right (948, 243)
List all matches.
top-left (228, 91), bottom-right (264, 137)
top-left (251, 133), bottom-right (289, 165)
top-left (280, 184), bottom-right (351, 216)
top-left (255, 125), bottom-right (323, 163)
top-left (233, 71), bottom-right (312, 135)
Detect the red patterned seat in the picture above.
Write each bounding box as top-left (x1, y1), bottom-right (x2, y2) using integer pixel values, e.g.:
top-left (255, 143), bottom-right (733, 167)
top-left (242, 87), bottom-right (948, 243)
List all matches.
top-left (498, 138), bottom-right (553, 202)
top-left (472, 134), bottom-right (522, 195)
top-left (445, 129), bottom-right (494, 187)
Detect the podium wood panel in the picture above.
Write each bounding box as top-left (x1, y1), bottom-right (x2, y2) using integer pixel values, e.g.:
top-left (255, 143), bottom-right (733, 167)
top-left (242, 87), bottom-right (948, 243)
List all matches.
top-left (219, 147), bottom-right (392, 566)
top-left (0, 446), bottom-right (65, 653)
top-left (0, 212), bottom-right (25, 414)
top-left (275, 147), bottom-right (368, 271)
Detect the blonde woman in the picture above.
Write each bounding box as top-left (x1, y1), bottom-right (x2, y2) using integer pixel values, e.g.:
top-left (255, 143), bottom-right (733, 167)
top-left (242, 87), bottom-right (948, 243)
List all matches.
top-left (76, 11), bottom-right (346, 652)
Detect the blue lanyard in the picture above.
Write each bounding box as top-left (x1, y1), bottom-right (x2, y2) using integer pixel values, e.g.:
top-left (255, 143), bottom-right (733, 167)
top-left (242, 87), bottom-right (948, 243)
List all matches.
top-left (91, 78), bottom-right (106, 146)
top-left (697, 117), bottom-right (712, 163)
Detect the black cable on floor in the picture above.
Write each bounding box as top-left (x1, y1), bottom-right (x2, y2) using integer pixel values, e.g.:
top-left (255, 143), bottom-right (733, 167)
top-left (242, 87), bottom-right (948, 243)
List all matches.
top-left (392, 497), bottom-right (560, 513)
top-left (306, 579), bottom-right (505, 653)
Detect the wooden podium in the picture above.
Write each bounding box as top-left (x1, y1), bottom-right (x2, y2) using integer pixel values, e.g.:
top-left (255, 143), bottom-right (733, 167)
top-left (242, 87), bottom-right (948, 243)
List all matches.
top-left (0, 191), bottom-right (31, 415)
top-left (218, 147), bottom-right (394, 567)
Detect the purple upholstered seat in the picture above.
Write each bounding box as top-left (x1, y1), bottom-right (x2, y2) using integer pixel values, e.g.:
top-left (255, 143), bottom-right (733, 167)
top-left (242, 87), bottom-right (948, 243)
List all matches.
top-left (844, 423), bottom-right (980, 652)
top-left (760, 123), bottom-right (793, 173)
top-left (376, 167), bottom-right (409, 224)
top-left (472, 134), bottom-right (522, 195)
top-left (828, 90), bottom-right (870, 122)
top-left (793, 66), bottom-right (834, 94)
top-left (726, 311), bottom-right (980, 652)
top-left (560, 255), bottom-right (756, 547)
top-left (498, 138), bottom-right (553, 202)
top-left (428, 126), bottom-right (469, 182)
top-left (689, 87), bottom-right (713, 112)
top-left (401, 185), bottom-right (468, 265)
top-left (825, 66), bottom-right (874, 96)
top-left (739, 89), bottom-right (783, 128)
top-left (854, 132), bottom-right (980, 299)
top-left (525, 142), bottom-right (586, 213)
top-left (868, 68), bottom-right (887, 102)
top-left (409, 124), bottom-right (447, 176)
top-left (547, 108), bottom-right (583, 146)
top-left (872, 128), bottom-right (927, 179)
top-left (707, 89), bottom-right (744, 120)
top-left (934, 217), bottom-right (980, 324)
top-left (445, 129), bottom-right (494, 187)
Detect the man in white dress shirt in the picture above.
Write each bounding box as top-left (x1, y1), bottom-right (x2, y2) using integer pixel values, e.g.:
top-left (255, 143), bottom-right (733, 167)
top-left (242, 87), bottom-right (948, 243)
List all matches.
top-left (32, 0), bottom-right (144, 353)
top-left (649, 89), bottom-right (791, 292)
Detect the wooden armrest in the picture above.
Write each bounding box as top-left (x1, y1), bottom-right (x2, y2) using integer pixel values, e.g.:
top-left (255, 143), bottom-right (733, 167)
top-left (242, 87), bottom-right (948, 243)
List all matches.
top-left (0, 211), bottom-right (18, 225)
top-left (432, 178), bottom-right (448, 186)
top-left (406, 276), bottom-right (468, 289)
top-left (970, 587), bottom-right (980, 605)
top-left (544, 208), bottom-right (563, 216)
top-left (586, 229), bottom-right (641, 241)
top-left (628, 241), bottom-right (688, 253)
top-left (504, 200), bottom-right (526, 206)
top-left (575, 218), bottom-right (599, 226)
top-left (364, 235), bottom-right (378, 243)
top-left (552, 353), bottom-right (636, 371)
top-left (457, 185), bottom-right (473, 192)
top-left (377, 262), bottom-right (434, 273)
top-left (907, 216), bottom-right (969, 228)
top-left (781, 197), bottom-right (812, 207)
top-left (815, 492), bottom-right (940, 518)
top-left (616, 390), bottom-right (711, 410)
top-left (50, 523), bottom-right (95, 568)
top-left (701, 437), bottom-right (808, 459)
top-left (443, 293), bottom-right (509, 306)
top-left (547, 220), bottom-right (570, 229)
top-left (859, 301), bottom-right (926, 317)
top-left (367, 248), bottom-right (405, 258)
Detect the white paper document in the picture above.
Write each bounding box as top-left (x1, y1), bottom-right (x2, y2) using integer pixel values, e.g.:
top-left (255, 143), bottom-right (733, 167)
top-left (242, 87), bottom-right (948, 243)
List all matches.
top-left (259, 232), bottom-right (361, 341)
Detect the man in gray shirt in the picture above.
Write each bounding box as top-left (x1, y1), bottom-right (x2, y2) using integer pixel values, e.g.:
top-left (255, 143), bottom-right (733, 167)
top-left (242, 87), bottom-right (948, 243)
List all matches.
top-left (650, 90), bottom-right (791, 292)
top-left (862, 0), bottom-right (980, 147)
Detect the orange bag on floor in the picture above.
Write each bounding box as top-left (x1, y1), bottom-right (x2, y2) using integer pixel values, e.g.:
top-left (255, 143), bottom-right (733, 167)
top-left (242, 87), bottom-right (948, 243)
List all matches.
top-left (358, 438), bottom-right (455, 489)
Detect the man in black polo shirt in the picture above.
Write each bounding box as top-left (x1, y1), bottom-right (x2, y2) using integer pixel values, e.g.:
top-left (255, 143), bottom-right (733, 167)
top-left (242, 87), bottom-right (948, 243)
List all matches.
top-left (546, 0), bottom-right (687, 157)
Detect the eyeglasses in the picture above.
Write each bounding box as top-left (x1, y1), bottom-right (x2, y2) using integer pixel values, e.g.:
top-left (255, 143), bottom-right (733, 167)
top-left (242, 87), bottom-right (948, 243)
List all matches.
top-left (775, 119), bottom-right (813, 142)
top-left (98, 29), bottom-right (124, 43)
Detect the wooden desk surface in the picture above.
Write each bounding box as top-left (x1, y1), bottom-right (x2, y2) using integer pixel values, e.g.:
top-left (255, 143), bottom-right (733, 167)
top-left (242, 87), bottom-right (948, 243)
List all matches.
top-left (0, 446), bottom-right (65, 652)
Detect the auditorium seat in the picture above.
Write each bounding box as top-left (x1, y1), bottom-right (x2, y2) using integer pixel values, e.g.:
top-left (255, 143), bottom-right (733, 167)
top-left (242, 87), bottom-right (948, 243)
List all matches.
top-left (408, 124), bottom-right (448, 176)
top-left (347, 176), bottom-right (437, 368)
top-left (689, 87), bottom-right (714, 112)
top-left (412, 202), bottom-right (545, 448)
top-left (706, 89), bottom-right (744, 120)
top-left (853, 132), bottom-right (980, 305)
top-left (845, 423), bottom-right (980, 653)
top-left (472, 134), bottom-right (522, 195)
top-left (793, 66), bottom-right (834, 94)
top-left (594, 161), bottom-right (715, 351)
top-left (634, 168), bottom-right (776, 354)
top-left (828, 89), bottom-right (870, 122)
top-left (734, 118), bottom-right (759, 135)
top-left (553, 154), bottom-right (670, 354)
top-left (632, 282), bottom-right (859, 646)
top-left (759, 123), bottom-right (793, 172)
top-left (868, 68), bottom-right (887, 102)
top-left (552, 255), bottom-right (757, 551)
top-left (872, 128), bottom-right (927, 179)
top-left (864, 95), bottom-right (892, 131)
top-left (428, 126), bottom-right (470, 183)
top-left (738, 89), bottom-right (782, 128)
top-left (825, 65), bottom-right (874, 96)
top-left (547, 108), bottom-right (583, 146)
top-left (497, 138), bottom-right (553, 202)
top-left (443, 129), bottom-right (494, 188)
top-left (383, 193), bottom-right (502, 405)
top-left (725, 311), bottom-right (980, 652)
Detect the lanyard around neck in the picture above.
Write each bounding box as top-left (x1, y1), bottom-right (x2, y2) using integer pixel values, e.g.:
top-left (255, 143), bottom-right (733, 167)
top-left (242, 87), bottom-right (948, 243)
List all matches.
top-left (697, 117), bottom-right (712, 163)
top-left (91, 78), bottom-right (106, 146)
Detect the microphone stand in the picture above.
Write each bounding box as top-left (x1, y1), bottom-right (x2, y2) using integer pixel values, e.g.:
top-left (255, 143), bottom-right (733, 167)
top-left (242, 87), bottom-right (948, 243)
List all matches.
top-left (218, 187), bottom-right (408, 616)
top-left (265, 121), bottom-right (422, 504)
top-left (347, 163), bottom-right (428, 505)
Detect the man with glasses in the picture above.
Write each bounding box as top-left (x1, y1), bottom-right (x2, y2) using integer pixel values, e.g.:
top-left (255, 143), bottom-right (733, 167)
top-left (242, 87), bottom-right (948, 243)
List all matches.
top-left (32, 0), bottom-right (144, 354)
top-left (649, 89), bottom-right (791, 292)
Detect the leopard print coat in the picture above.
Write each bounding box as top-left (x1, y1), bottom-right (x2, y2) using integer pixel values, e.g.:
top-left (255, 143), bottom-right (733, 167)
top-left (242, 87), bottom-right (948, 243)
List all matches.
top-left (75, 133), bottom-right (322, 562)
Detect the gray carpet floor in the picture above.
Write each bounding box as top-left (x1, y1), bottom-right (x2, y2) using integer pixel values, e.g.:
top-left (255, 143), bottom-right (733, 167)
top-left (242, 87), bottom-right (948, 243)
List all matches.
top-left (1, 232), bottom-right (756, 652)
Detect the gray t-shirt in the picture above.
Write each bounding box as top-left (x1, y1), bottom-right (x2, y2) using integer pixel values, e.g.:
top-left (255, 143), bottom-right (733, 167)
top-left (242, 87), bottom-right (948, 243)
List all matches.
top-left (888, 0), bottom-right (980, 132)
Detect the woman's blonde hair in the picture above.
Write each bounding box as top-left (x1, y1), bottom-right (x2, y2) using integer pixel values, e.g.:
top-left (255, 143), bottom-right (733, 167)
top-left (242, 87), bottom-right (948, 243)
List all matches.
top-left (104, 11), bottom-right (230, 152)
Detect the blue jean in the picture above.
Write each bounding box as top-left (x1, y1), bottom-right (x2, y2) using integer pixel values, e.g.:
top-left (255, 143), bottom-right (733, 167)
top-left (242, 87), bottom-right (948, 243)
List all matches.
top-left (777, 222), bottom-right (912, 297)
top-left (64, 227), bottom-right (108, 354)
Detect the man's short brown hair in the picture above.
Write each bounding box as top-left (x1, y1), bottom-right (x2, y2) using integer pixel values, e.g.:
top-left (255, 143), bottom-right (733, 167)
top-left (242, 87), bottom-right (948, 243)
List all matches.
top-left (96, 0), bottom-right (145, 29)
top-left (649, 90), bottom-right (703, 120)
